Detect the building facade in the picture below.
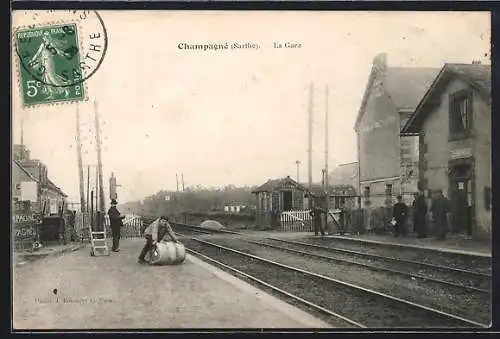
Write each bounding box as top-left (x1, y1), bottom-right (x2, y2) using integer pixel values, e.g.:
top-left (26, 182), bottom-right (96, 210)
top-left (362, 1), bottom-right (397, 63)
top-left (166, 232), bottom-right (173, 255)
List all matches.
top-left (401, 63), bottom-right (491, 238)
top-left (12, 144), bottom-right (68, 216)
top-left (354, 53), bottom-right (440, 209)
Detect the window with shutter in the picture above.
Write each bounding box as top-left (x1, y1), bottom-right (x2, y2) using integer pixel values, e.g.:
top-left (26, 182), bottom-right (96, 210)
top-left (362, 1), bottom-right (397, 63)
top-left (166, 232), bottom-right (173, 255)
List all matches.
top-left (449, 90), bottom-right (472, 139)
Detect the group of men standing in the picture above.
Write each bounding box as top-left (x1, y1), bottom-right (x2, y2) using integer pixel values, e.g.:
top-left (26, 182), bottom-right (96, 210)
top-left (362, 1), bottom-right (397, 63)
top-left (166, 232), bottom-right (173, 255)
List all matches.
top-left (392, 189), bottom-right (451, 240)
top-left (307, 188), bottom-right (452, 240)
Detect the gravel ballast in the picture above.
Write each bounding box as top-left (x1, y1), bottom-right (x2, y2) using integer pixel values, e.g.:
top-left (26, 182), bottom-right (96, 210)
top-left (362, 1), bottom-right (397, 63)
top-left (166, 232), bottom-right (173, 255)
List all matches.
top-left (263, 238), bottom-right (492, 292)
top-left (184, 237), bottom-right (485, 328)
top-left (300, 237), bottom-right (491, 275)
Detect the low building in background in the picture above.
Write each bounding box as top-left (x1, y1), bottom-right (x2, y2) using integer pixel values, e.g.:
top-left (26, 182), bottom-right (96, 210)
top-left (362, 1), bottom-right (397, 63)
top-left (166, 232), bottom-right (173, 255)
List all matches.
top-left (252, 176), bottom-right (307, 228)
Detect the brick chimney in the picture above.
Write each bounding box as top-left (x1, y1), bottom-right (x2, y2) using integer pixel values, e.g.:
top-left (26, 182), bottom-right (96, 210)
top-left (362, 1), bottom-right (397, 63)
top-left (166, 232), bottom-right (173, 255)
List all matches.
top-left (372, 53), bottom-right (388, 97)
top-left (373, 53), bottom-right (388, 77)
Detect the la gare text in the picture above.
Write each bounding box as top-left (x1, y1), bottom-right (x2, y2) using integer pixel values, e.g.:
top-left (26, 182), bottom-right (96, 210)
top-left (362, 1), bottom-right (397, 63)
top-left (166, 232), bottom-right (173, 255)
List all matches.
top-left (273, 42), bottom-right (302, 49)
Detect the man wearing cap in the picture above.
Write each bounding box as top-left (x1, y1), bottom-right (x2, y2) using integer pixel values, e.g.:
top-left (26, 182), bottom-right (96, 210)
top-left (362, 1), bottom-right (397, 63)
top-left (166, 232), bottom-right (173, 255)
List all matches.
top-left (138, 216), bottom-right (179, 264)
top-left (107, 199), bottom-right (125, 252)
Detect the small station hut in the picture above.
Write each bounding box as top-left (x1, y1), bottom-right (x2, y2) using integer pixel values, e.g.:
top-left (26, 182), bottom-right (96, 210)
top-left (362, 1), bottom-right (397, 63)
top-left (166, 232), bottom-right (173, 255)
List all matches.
top-left (252, 176), bottom-right (308, 228)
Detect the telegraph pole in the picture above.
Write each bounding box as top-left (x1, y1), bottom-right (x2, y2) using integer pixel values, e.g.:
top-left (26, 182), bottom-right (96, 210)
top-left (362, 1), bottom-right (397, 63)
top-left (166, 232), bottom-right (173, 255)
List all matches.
top-left (86, 166), bottom-right (90, 213)
top-left (94, 100), bottom-right (106, 213)
top-left (181, 173), bottom-right (185, 192)
top-left (307, 83), bottom-right (314, 209)
top-left (76, 104), bottom-right (86, 213)
top-left (324, 86), bottom-right (331, 233)
top-left (20, 119), bottom-right (24, 146)
top-left (324, 86), bottom-right (329, 191)
top-left (295, 160), bottom-right (300, 183)
top-left (176, 174), bottom-right (179, 192)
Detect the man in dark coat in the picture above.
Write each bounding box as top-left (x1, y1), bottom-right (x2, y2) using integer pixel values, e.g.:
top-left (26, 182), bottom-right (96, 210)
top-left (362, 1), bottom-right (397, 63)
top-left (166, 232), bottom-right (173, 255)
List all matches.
top-left (392, 195), bottom-right (409, 237)
top-left (412, 190), bottom-right (428, 238)
top-left (107, 199), bottom-right (125, 252)
top-left (430, 189), bottom-right (451, 241)
top-left (309, 203), bottom-right (326, 236)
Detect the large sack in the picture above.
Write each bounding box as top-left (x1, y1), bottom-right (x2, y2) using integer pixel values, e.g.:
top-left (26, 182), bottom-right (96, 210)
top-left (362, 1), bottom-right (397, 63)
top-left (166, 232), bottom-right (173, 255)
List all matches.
top-left (199, 220), bottom-right (224, 231)
top-left (149, 241), bottom-right (186, 265)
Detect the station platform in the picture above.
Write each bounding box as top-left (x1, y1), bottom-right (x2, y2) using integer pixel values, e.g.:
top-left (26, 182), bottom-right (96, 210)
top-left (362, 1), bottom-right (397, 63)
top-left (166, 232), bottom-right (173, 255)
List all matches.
top-left (13, 238), bottom-right (330, 329)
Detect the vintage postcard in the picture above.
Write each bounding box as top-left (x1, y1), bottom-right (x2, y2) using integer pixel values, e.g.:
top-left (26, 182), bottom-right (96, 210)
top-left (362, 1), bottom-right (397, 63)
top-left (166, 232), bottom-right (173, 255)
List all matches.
top-left (11, 10), bottom-right (491, 330)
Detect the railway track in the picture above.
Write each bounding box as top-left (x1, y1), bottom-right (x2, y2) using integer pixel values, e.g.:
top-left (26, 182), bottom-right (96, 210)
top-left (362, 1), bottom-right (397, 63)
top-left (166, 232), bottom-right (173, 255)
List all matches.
top-left (180, 234), bottom-right (489, 328)
top-left (314, 236), bottom-right (491, 275)
top-left (172, 223), bottom-right (490, 291)
top-left (261, 237), bottom-right (491, 293)
top-left (173, 223), bottom-right (240, 235)
top-left (172, 223), bottom-right (490, 292)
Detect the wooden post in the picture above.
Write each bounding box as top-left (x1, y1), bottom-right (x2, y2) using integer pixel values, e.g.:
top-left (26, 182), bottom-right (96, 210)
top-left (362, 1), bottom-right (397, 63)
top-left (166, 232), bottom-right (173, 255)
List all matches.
top-left (90, 190), bottom-right (94, 226)
top-left (86, 166), bottom-right (90, 213)
top-left (76, 104), bottom-right (86, 213)
top-left (307, 83), bottom-right (314, 209)
top-left (94, 100), bottom-right (106, 213)
top-left (324, 86), bottom-right (329, 192)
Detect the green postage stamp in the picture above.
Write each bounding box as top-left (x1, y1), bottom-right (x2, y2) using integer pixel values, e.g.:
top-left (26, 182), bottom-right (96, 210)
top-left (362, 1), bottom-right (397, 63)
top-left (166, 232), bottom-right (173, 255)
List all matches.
top-left (15, 23), bottom-right (86, 106)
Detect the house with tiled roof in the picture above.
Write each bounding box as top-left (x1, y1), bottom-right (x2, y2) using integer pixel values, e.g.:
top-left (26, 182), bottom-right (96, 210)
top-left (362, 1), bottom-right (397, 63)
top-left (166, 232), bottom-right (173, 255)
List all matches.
top-left (13, 144), bottom-right (68, 216)
top-left (354, 53), bottom-right (440, 210)
top-left (401, 62), bottom-right (491, 239)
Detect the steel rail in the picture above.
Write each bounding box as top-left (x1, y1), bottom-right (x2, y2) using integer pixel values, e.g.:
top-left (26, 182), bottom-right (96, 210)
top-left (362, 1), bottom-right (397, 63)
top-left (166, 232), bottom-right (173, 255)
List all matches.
top-left (243, 238), bottom-right (490, 294)
top-left (268, 237), bottom-right (491, 279)
top-left (184, 235), bottom-right (488, 328)
top-left (185, 246), bottom-right (365, 328)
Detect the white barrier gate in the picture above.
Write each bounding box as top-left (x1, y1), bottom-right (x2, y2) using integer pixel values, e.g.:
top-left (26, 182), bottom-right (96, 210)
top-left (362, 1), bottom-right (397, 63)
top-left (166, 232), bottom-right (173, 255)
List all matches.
top-left (280, 210), bottom-right (313, 232)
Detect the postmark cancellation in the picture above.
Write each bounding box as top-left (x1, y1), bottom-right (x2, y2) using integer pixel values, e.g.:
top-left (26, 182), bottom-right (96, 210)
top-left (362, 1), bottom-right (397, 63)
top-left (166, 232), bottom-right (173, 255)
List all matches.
top-left (12, 10), bottom-right (108, 108)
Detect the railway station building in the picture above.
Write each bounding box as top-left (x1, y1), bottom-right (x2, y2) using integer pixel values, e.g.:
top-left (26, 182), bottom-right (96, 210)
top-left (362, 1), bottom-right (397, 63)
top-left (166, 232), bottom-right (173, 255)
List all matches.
top-left (400, 63), bottom-right (491, 239)
top-left (252, 176), bottom-right (360, 231)
top-left (354, 53), bottom-right (440, 209)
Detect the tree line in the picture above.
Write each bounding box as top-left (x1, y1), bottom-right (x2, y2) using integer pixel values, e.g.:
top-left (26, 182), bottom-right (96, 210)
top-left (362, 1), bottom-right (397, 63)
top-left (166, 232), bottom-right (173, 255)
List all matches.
top-left (118, 185), bottom-right (258, 217)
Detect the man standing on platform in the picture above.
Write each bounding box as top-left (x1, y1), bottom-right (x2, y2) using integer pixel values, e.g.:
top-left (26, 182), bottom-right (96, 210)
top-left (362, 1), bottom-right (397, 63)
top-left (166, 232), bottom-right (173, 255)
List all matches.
top-left (309, 200), bottom-right (326, 236)
top-left (392, 195), bottom-right (409, 237)
top-left (412, 190), bottom-right (428, 238)
top-left (430, 189), bottom-right (451, 241)
top-left (107, 199), bottom-right (125, 252)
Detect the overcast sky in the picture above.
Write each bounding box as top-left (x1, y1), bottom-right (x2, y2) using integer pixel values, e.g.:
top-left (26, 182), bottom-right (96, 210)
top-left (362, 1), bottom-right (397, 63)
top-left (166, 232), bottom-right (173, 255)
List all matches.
top-left (12, 11), bottom-right (490, 205)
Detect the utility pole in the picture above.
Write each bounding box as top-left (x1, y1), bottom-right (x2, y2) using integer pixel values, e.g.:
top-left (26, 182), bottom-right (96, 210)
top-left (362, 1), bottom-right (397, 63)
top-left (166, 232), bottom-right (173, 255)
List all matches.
top-left (76, 104), bottom-right (86, 213)
top-left (324, 86), bottom-right (331, 234)
top-left (86, 166), bottom-right (90, 213)
top-left (307, 83), bottom-right (314, 209)
top-left (324, 86), bottom-right (329, 191)
top-left (95, 166), bottom-right (99, 213)
top-left (176, 174), bottom-right (179, 192)
top-left (20, 119), bottom-right (24, 146)
top-left (295, 160), bottom-right (300, 183)
top-left (94, 100), bottom-right (105, 213)
top-left (181, 173), bottom-right (185, 192)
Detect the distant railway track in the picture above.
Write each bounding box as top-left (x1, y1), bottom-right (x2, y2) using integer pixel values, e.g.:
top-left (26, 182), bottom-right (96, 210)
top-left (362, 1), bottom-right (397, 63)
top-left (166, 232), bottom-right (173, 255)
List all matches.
top-left (260, 237), bottom-right (492, 293)
top-left (172, 223), bottom-right (241, 235)
top-left (180, 234), bottom-right (488, 328)
top-left (171, 222), bottom-right (491, 293)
